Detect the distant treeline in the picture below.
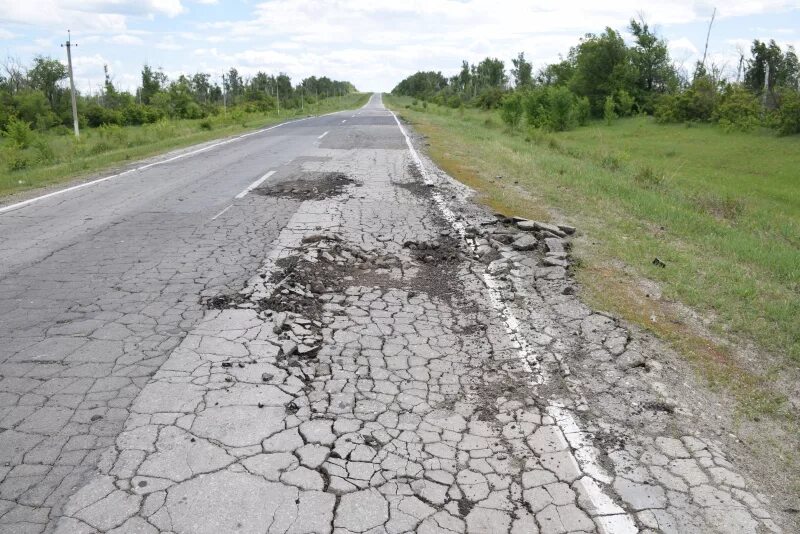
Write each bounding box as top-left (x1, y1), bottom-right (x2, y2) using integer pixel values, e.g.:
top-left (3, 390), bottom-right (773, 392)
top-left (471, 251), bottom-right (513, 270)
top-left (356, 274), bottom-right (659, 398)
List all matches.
top-left (392, 19), bottom-right (800, 135)
top-left (0, 59), bottom-right (357, 131)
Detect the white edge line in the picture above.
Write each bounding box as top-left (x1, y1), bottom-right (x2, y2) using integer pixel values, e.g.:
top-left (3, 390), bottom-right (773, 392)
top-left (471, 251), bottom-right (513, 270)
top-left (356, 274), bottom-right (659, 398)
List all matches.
top-left (235, 170), bottom-right (275, 199)
top-left (0, 111), bottom-right (350, 216)
top-left (318, 131), bottom-right (329, 140)
top-left (387, 106), bottom-right (638, 534)
top-left (341, 119), bottom-right (347, 123)
top-left (210, 204), bottom-right (233, 221)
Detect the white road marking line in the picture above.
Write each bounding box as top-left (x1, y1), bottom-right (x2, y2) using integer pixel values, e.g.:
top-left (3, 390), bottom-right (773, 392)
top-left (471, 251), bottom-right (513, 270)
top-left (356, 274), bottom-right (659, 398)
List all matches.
top-left (389, 107), bottom-right (638, 534)
top-left (318, 131), bottom-right (329, 139)
top-left (0, 114), bottom-right (329, 216)
top-left (235, 170), bottom-right (275, 199)
top-left (341, 119), bottom-right (347, 123)
top-left (211, 204), bottom-right (233, 220)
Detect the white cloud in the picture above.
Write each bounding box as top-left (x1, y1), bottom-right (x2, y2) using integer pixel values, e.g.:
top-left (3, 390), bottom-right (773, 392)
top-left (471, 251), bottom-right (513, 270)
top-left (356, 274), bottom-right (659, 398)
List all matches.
top-left (670, 37), bottom-right (699, 55)
top-left (0, 28), bottom-right (16, 40)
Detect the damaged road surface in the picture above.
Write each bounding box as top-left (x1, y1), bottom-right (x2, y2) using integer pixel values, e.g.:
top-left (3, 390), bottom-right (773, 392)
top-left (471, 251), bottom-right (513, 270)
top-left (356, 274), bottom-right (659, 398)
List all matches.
top-left (0, 95), bottom-right (787, 534)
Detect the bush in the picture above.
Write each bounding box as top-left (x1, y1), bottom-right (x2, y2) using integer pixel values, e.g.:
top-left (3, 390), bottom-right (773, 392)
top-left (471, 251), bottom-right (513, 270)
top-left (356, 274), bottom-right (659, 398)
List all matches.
top-left (523, 88), bottom-right (550, 128)
top-left (616, 90), bottom-right (635, 117)
top-left (84, 104), bottom-right (124, 127)
top-left (714, 85), bottom-right (761, 132)
top-left (97, 124), bottom-right (127, 145)
top-left (32, 137), bottom-right (55, 164)
top-left (770, 89), bottom-right (800, 136)
top-left (655, 77), bottom-right (718, 123)
top-left (199, 119), bottom-right (213, 131)
top-left (476, 88), bottom-right (504, 110)
top-left (549, 87), bottom-right (576, 131)
top-left (447, 95), bottom-right (462, 109)
top-left (2, 145), bottom-right (30, 171)
top-left (500, 92), bottom-right (523, 128)
top-left (2, 116), bottom-right (35, 148)
top-left (604, 96), bottom-right (617, 125)
top-left (574, 96), bottom-right (591, 126)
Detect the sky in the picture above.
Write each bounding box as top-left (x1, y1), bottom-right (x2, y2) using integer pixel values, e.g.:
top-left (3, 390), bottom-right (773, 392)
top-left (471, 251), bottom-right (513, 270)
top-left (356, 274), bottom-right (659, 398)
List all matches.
top-left (0, 0), bottom-right (799, 94)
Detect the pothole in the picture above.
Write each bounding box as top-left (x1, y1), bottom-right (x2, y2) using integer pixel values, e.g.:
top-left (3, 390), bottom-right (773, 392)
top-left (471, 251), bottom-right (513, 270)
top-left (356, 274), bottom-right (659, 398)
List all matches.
top-left (254, 171), bottom-right (355, 201)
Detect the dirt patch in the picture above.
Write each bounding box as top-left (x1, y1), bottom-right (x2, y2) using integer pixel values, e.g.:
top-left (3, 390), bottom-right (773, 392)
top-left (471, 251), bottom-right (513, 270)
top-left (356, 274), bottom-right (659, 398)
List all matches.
top-left (254, 171), bottom-right (355, 201)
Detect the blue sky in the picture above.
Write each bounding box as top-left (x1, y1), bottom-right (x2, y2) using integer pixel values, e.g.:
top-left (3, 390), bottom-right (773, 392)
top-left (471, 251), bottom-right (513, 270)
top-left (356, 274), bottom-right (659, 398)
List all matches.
top-left (1, 1), bottom-right (798, 94)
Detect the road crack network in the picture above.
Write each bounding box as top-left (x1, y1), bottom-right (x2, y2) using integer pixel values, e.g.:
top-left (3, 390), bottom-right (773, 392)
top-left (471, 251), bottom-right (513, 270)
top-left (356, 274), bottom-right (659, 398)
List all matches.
top-left (0, 96), bottom-right (784, 534)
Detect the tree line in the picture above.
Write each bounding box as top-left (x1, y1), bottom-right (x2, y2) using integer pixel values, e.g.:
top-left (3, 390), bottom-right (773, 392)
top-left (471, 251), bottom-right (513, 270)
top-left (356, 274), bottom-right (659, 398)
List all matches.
top-left (392, 19), bottom-right (800, 135)
top-left (1, 58), bottom-right (357, 133)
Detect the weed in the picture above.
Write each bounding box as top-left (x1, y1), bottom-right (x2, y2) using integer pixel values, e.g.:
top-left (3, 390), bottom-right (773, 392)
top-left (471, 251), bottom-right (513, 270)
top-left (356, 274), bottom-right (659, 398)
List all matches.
top-left (633, 165), bottom-right (665, 188)
top-left (199, 119), bottom-right (213, 131)
top-left (600, 153), bottom-right (623, 171)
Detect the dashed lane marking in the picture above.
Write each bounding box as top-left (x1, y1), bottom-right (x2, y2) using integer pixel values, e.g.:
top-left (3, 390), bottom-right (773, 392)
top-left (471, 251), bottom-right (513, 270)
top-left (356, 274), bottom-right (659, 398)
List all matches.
top-left (318, 131), bottom-right (329, 139)
top-left (210, 204), bottom-right (233, 220)
top-left (235, 170), bottom-right (275, 199)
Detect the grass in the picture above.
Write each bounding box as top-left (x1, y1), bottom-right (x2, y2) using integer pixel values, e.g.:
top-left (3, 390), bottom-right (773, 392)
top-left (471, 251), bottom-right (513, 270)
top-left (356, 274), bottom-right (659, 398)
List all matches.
top-left (385, 93), bottom-right (800, 507)
top-left (0, 93), bottom-right (370, 197)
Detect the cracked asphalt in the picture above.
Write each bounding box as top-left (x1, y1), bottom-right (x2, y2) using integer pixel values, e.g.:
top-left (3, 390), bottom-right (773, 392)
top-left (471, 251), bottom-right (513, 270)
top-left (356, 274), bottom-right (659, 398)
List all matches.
top-left (0, 94), bottom-right (787, 533)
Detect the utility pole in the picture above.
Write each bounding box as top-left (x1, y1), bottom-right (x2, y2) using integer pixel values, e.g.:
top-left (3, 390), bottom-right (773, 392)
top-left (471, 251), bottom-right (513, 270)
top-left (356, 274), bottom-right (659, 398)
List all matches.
top-left (222, 73), bottom-right (227, 115)
top-left (763, 61), bottom-right (770, 109)
top-left (276, 84), bottom-right (280, 113)
top-left (61, 30), bottom-right (80, 137)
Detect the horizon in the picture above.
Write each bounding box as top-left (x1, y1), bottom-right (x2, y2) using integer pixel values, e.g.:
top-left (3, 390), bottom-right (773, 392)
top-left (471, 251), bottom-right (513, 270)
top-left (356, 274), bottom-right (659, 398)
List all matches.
top-left (1, 1), bottom-right (799, 94)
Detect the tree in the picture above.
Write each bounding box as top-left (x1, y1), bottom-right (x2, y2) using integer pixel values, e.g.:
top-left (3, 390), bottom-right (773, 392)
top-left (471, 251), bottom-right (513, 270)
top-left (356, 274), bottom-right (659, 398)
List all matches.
top-left (511, 52), bottom-right (533, 88)
top-left (140, 64), bottom-right (167, 105)
top-left (569, 28), bottom-right (633, 115)
top-left (475, 57), bottom-right (507, 89)
top-left (27, 56), bottom-right (66, 110)
top-left (628, 17), bottom-right (677, 105)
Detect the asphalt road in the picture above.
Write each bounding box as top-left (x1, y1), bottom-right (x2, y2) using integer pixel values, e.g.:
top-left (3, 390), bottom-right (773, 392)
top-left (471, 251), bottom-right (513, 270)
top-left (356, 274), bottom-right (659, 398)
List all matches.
top-left (0, 94), bottom-right (784, 534)
top-left (0, 101), bottom-right (381, 532)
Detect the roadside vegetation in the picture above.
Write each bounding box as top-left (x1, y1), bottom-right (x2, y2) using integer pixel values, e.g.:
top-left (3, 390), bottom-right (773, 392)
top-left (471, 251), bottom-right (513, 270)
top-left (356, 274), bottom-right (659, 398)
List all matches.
top-left (0, 59), bottom-right (364, 196)
top-left (384, 17), bottom-right (799, 463)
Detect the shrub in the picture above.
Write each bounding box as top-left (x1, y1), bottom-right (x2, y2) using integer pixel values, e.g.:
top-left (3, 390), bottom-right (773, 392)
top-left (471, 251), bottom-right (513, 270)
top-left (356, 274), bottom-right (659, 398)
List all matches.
top-left (656, 77), bottom-right (718, 123)
top-left (32, 137), bottom-right (55, 164)
top-left (476, 88), bottom-right (504, 110)
top-left (523, 88), bottom-right (550, 128)
top-left (500, 92), bottom-right (523, 128)
top-left (604, 96), bottom-right (617, 125)
top-left (199, 119), bottom-right (213, 131)
top-left (2, 145), bottom-right (30, 171)
top-left (2, 116), bottom-right (35, 148)
top-left (633, 165), bottom-right (665, 188)
top-left (97, 124), bottom-right (127, 145)
top-left (574, 96), bottom-right (591, 126)
top-left (549, 87), bottom-right (576, 131)
top-left (616, 90), bottom-right (635, 117)
top-left (770, 89), bottom-right (800, 136)
top-left (714, 85), bottom-right (761, 132)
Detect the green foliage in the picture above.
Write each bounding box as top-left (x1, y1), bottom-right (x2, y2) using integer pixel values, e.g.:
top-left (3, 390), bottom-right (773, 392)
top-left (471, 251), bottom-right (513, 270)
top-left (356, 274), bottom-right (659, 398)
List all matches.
top-left (715, 85), bottom-right (761, 132)
top-left (569, 28), bottom-right (633, 116)
top-left (654, 76), bottom-right (718, 123)
top-left (604, 96), bottom-right (617, 125)
top-left (523, 88), bottom-right (550, 128)
top-left (476, 88), bottom-right (504, 110)
top-left (615, 89), bottom-right (635, 117)
top-left (199, 119), bottom-right (213, 131)
top-left (500, 92), bottom-right (523, 128)
top-left (31, 137), bottom-right (55, 163)
top-left (1, 145), bottom-right (30, 171)
top-left (549, 87), bottom-right (577, 131)
top-left (574, 96), bottom-right (591, 126)
top-left (2, 116), bottom-right (35, 148)
top-left (770, 89), bottom-right (800, 136)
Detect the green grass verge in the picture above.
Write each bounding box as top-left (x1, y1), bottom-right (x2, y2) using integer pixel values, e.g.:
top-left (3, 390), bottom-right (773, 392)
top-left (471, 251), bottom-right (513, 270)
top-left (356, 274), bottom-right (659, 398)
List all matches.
top-left (0, 93), bottom-right (370, 198)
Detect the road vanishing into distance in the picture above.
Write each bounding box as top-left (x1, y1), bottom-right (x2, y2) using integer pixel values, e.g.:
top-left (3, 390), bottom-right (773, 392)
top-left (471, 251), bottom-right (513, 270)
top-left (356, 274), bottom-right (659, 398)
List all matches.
top-left (0, 95), bottom-right (785, 533)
